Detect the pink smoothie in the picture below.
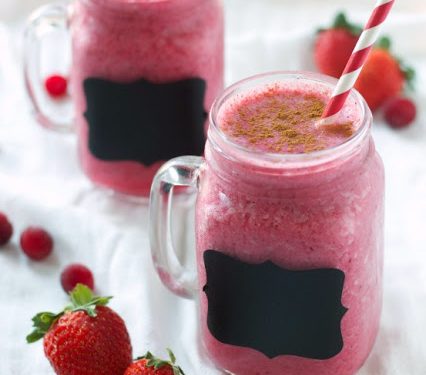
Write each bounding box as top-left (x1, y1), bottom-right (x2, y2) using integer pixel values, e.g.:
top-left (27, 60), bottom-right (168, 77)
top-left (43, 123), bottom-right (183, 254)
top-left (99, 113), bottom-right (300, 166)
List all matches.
top-left (70, 0), bottom-right (224, 196)
top-left (196, 78), bottom-right (384, 375)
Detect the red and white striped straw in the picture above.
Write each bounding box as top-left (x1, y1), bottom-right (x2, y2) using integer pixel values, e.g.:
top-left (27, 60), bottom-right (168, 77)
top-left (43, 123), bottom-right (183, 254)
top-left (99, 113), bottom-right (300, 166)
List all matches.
top-left (322, 0), bottom-right (396, 119)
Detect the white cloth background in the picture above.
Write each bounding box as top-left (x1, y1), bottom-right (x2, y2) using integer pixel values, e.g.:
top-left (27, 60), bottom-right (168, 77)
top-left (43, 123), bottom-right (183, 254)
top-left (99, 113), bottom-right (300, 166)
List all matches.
top-left (1, 1), bottom-right (426, 374)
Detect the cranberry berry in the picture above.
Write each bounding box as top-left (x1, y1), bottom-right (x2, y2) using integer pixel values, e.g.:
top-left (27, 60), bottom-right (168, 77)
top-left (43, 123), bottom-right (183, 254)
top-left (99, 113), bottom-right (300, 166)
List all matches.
top-left (384, 97), bottom-right (417, 129)
top-left (0, 212), bottom-right (13, 246)
top-left (61, 264), bottom-right (95, 293)
top-left (20, 227), bottom-right (53, 260)
top-left (45, 74), bottom-right (68, 98)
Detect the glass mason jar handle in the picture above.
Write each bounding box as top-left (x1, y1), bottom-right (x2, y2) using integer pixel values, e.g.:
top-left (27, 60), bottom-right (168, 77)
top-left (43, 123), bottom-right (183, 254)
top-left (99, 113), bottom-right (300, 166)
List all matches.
top-left (150, 156), bottom-right (204, 299)
top-left (23, 2), bottom-right (73, 131)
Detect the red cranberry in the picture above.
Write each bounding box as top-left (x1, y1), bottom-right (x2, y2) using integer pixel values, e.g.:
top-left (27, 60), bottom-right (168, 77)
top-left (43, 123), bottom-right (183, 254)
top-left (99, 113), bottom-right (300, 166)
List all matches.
top-left (20, 227), bottom-right (53, 260)
top-left (384, 97), bottom-right (417, 129)
top-left (0, 212), bottom-right (13, 246)
top-left (61, 264), bottom-right (95, 293)
top-left (44, 74), bottom-right (68, 98)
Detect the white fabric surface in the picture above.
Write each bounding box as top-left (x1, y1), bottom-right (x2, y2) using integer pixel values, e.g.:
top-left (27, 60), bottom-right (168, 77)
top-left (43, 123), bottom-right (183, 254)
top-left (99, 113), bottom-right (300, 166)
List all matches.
top-left (1, 1), bottom-right (426, 374)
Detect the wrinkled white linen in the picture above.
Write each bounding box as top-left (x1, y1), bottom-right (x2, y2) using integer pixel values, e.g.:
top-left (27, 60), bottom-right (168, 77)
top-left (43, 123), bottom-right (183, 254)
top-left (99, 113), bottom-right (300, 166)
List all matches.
top-left (0, 1), bottom-right (426, 374)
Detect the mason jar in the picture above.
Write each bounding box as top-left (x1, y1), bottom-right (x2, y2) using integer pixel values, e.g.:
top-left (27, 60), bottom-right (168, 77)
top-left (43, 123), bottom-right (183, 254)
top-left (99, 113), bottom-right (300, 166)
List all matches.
top-left (150, 72), bottom-right (385, 375)
top-left (24, 0), bottom-right (224, 197)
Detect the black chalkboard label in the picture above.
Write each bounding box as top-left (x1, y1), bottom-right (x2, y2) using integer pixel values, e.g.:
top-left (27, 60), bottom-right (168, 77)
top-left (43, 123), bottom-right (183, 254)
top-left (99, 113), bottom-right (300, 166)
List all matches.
top-left (83, 77), bottom-right (207, 166)
top-left (203, 250), bottom-right (348, 360)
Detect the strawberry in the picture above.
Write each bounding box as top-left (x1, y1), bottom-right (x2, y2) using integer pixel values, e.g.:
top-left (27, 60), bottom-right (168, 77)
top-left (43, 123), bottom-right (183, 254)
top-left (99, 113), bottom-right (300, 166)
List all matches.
top-left (20, 227), bottom-right (53, 260)
top-left (354, 38), bottom-right (415, 111)
top-left (45, 74), bottom-right (68, 98)
top-left (315, 13), bottom-right (361, 78)
top-left (27, 284), bottom-right (132, 375)
top-left (61, 263), bottom-right (95, 293)
top-left (124, 349), bottom-right (185, 375)
top-left (383, 96), bottom-right (417, 129)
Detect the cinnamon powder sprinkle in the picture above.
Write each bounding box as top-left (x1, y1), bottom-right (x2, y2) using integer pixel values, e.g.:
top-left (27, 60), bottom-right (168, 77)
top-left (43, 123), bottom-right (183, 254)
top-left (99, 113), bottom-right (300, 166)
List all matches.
top-left (223, 93), bottom-right (355, 154)
top-left (321, 122), bottom-right (355, 138)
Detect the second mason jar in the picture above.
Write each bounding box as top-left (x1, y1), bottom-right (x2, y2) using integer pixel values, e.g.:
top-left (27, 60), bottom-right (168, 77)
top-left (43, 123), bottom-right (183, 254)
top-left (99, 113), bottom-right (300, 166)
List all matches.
top-left (150, 72), bottom-right (385, 375)
top-left (25, 0), bottom-right (224, 197)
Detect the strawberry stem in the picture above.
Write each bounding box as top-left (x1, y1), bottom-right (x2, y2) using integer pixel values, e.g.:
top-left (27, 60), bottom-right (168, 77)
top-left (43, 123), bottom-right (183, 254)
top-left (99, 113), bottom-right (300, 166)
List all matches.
top-left (27, 284), bottom-right (112, 343)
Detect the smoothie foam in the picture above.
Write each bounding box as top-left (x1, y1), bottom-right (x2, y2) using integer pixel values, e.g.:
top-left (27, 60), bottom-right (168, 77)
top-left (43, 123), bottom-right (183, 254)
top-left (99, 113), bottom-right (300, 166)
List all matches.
top-left (218, 81), bottom-right (362, 155)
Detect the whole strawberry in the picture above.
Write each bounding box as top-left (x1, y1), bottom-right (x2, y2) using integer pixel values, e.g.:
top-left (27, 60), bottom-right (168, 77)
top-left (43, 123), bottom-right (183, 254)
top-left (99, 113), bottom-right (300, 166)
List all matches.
top-left (355, 38), bottom-right (414, 111)
top-left (315, 13), bottom-right (361, 78)
top-left (124, 350), bottom-right (185, 375)
top-left (27, 284), bottom-right (132, 375)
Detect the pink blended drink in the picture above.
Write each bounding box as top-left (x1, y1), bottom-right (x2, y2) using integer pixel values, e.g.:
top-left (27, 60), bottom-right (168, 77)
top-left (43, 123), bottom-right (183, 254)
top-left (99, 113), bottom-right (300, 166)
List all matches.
top-left (195, 72), bottom-right (385, 375)
top-left (70, 0), bottom-right (224, 196)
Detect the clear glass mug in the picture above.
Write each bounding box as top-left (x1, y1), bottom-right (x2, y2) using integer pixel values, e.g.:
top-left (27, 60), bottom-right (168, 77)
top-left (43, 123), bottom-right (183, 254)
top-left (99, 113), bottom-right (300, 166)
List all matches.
top-left (150, 72), bottom-right (385, 375)
top-left (24, 0), bottom-right (224, 197)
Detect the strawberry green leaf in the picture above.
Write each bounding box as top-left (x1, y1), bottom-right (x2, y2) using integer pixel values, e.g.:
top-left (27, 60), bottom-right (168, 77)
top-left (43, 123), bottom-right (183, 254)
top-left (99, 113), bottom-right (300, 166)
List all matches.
top-left (70, 283), bottom-right (93, 306)
top-left (403, 66), bottom-right (416, 91)
top-left (396, 58), bottom-right (416, 91)
top-left (26, 312), bottom-right (64, 343)
top-left (67, 284), bottom-right (112, 317)
top-left (91, 296), bottom-right (112, 307)
top-left (332, 12), bottom-right (362, 36)
top-left (167, 348), bottom-right (177, 364)
top-left (26, 330), bottom-right (45, 343)
top-left (376, 36), bottom-right (392, 50)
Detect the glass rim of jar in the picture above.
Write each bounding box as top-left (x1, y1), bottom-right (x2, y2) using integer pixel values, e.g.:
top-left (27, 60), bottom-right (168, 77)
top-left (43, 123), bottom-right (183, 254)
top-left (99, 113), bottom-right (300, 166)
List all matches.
top-left (77, 0), bottom-right (212, 21)
top-left (81, 0), bottom-right (172, 4)
top-left (80, 0), bottom-right (202, 10)
top-left (208, 71), bottom-right (372, 171)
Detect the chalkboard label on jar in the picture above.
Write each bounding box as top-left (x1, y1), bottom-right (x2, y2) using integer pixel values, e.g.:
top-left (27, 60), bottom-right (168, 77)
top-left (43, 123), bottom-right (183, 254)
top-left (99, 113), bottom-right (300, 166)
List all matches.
top-left (83, 77), bottom-right (207, 166)
top-left (203, 249), bottom-right (348, 360)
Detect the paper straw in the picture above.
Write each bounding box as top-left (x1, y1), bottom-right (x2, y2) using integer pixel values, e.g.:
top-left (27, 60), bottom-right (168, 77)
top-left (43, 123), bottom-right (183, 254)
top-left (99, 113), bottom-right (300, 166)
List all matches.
top-left (322, 0), bottom-right (396, 120)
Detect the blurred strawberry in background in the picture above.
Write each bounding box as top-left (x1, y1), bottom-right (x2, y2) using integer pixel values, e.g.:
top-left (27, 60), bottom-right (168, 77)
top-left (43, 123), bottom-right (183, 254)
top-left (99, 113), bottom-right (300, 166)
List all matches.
top-left (314, 12), bottom-right (417, 128)
top-left (315, 13), bottom-right (361, 78)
